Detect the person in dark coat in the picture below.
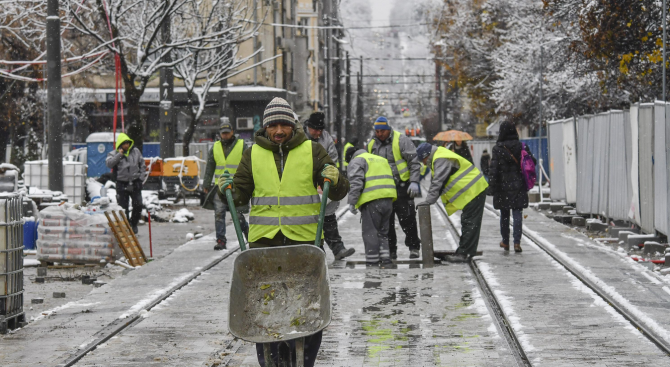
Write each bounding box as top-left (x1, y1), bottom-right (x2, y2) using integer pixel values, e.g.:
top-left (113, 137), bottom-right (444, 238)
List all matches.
top-left (480, 149), bottom-right (491, 182)
top-left (488, 121), bottom-right (535, 253)
top-left (453, 140), bottom-right (473, 164)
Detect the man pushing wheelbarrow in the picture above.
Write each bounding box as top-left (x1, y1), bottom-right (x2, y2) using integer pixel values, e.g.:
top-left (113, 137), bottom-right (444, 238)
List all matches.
top-left (218, 97), bottom-right (350, 367)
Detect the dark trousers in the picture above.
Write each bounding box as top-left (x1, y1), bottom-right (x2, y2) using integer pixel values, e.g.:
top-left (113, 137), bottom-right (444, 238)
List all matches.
top-left (500, 208), bottom-right (523, 245)
top-left (323, 214), bottom-right (344, 254)
top-left (116, 180), bottom-right (143, 227)
top-left (388, 185), bottom-right (421, 254)
top-left (360, 198), bottom-right (393, 263)
top-left (456, 192), bottom-right (486, 257)
top-left (256, 331), bottom-right (322, 367)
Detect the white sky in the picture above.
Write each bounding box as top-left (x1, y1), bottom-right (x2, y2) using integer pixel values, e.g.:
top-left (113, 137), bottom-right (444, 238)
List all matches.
top-left (368, 0), bottom-right (392, 25)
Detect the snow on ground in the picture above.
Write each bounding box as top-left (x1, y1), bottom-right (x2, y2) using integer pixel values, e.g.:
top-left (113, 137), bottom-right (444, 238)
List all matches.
top-left (171, 208), bottom-right (195, 223)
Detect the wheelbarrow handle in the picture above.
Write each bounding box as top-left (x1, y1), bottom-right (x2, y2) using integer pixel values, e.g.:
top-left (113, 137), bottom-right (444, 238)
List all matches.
top-left (222, 175), bottom-right (247, 251)
top-left (314, 178), bottom-right (331, 247)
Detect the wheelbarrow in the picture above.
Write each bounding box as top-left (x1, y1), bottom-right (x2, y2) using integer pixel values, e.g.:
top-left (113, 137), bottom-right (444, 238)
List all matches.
top-left (222, 171), bottom-right (333, 367)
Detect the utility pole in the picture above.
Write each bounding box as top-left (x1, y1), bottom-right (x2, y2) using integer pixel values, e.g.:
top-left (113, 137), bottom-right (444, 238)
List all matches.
top-left (46, 0), bottom-right (63, 191)
top-left (357, 55), bottom-right (364, 147)
top-left (333, 33), bottom-right (343, 168)
top-left (664, 0), bottom-right (667, 101)
top-left (345, 52), bottom-right (352, 143)
top-left (159, 16), bottom-right (175, 158)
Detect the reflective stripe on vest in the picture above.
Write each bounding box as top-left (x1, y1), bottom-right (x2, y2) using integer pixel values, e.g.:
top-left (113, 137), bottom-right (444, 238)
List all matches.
top-left (367, 130), bottom-right (410, 181)
top-left (355, 153), bottom-right (397, 209)
top-left (248, 141), bottom-right (322, 243)
top-left (213, 139), bottom-right (244, 179)
top-left (431, 146), bottom-right (488, 215)
top-left (343, 142), bottom-right (354, 167)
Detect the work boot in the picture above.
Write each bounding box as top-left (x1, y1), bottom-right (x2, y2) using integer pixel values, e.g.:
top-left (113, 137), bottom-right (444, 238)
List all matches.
top-left (365, 261), bottom-right (380, 267)
top-left (409, 249), bottom-right (420, 259)
top-left (500, 242), bottom-right (509, 251)
top-left (445, 254), bottom-right (469, 263)
top-left (380, 258), bottom-right (395, 269)
top-left (334, 247), bottom-right (355, 260)
top-left (390, 252), bottom-right (398, 260)
top-left (132, 225), bottom-right (138, 235)
top-left (214, 239), bottom-right (227, 251)
top-left (514, 243), bottom-right (522, 253)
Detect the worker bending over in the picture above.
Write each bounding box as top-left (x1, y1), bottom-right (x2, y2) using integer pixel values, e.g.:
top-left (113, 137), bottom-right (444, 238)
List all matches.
top-left (346, 149), bottom-right (397, 267)
top-left (367, 117), bottom-right (422, 259)
top-left (218, 97), bottom-right (349, 367)
top-left (202, 118), bottom-right (249, 250)
top-left (303, 112), bottom-right (355, 260)
top-left (415, 142), bottom-right (488, 262)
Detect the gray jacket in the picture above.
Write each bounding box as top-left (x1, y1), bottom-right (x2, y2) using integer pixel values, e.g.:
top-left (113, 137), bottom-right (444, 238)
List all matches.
top-left (105, 147), bottom-right (146, 183)
top-left (346, 149), bottom-right (369, 206)
top-left (424, 146), bottom-right (459, 205)
top-left (368, 130), bottom-right (421, 183)
top-left (305, 126), bottom-right (340, 215)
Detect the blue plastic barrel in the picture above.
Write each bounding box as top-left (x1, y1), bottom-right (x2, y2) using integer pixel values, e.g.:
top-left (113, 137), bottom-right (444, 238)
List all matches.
top-left (23, 220), bottom-right (37, 250)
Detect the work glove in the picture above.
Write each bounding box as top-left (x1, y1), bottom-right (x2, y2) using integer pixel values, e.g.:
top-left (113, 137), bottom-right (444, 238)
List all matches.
top-left (416, 200), bottom-right (432, 207)
top-left (321, 164), bottom-right (339, 186)
top-left (349, 204), bottom-right (358, 214)
top-left (407, 182), bottom-right (421, 198)
top-left (217, 170), bottom-right (234, 193)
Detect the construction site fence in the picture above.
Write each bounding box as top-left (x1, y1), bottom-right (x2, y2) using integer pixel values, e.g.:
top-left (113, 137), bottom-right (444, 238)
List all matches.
top-left (548, 102), bottom-right (670, 236)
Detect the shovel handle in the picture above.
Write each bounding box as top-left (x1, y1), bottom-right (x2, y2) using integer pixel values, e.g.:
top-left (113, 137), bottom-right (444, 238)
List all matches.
top-left (314, 178), bottom-right (331, 247)
top-left (223, 179), bottom-right (247, 251)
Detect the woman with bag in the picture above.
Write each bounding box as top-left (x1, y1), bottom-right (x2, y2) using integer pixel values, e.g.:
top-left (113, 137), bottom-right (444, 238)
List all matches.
top-left (488, 121), bottom-right (536, 252)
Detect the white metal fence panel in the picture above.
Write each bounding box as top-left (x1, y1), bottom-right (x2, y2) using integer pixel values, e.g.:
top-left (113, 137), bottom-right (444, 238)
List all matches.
top-left (562, 117), bottom-right (578, 204)
top-left (595, 113), bottom-right (611, 216)
top-left (638, 103), bottom-right (655, 233)
top-left (548, 119), bottom-right (566, 201)
top-left (607, 111), bottom-right (630, 220)
top-left (629, 104), bottom-right (642, 225)
top-left (654, 102), bottom-right (668, 235)
top-left (576, 115), bottom-right (592, 214)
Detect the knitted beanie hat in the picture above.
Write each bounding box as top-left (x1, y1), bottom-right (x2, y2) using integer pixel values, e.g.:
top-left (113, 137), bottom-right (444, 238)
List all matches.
top-left (374, 116), bottom-right (392, 130)
top-left (263, 97), bottom-right (296, 128)
top-left (416, 142), bottom-right (433, 161)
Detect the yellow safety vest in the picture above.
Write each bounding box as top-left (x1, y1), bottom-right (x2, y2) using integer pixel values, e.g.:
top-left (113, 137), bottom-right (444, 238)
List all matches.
top-left (213, 139), bottom-right (244, 179)
top-left (248, 141), bottom-right (323, 243)
top-left (431, 146), bottom-right (488, 215)
top-left (367, 130), bottom-right (410, 181)
top-left (343, 142), bottom-right (354, 168)
top-left (354, 153), bottom-right (397, 209)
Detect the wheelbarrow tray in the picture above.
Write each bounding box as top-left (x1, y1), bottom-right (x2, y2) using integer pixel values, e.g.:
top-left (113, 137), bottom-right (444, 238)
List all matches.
top-left (228, 245), bottom-right (332, 343)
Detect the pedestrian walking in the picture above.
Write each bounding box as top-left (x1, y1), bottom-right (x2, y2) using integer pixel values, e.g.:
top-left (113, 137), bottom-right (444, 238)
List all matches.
top-left (105, 133), bottom-right (146, 234)
top-left (480, 149), bottom-right (491, 182)
top-left (453, 140), bottom-right (474, 164)
top-left (304, 112), bottom-right (355, 260)
top-left (367, 116), bottom-right (422, 259)
top-left (345, 148), bottom-right (397, 268)
top-left (415, 142), bottom-right (488, 262)
top-left (202, 118), bottom-right (249, 250)
top-left (488, 121), bottom-right (536, 253)
top-left (218, 97), bottom-right (349, 367)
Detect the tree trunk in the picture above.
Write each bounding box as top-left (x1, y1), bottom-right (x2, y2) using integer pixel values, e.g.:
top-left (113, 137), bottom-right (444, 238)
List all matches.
top-left (181, 92), bottom-right (199, 157)
top-left (122, 81), bottom-right (144, 153)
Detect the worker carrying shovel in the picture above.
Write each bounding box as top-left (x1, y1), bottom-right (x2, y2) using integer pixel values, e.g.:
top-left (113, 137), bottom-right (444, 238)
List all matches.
top-left (217, 97), bottom-right (350, 367)
top-left (415, 142), bottom-right (488, 263)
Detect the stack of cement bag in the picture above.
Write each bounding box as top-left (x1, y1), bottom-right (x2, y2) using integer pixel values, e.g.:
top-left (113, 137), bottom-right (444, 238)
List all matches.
top-left (36, 204), bottom-right (122, 264)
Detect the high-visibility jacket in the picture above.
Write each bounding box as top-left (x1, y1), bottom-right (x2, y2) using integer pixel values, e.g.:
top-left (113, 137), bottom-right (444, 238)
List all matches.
top-left (213, 139), bottom-right (244, 179)
top-left (343, 142), bottom-right (354, 168)
top-left (367, 131), bottom-right (410, 181)
top-left (355, 153), bottom-right (397, 209)
top-left (431, 146), bottom-right (488, 215)
top-left (248, 141), bottom-right (323, 243)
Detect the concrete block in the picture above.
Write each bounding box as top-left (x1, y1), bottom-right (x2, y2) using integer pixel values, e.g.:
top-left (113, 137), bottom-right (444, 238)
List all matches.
top-left (618, 231), bottom-right (636, 243)
top-left (93, 281), bottom-right (106, 288)
top-left (627, 234), bottom-right (661, 248)
top-left (642, 242), bottom-right (668, 256)
top-left (37, 267), bottom-right (47, 276)
top-left (34, 277), bottom-right (44, 283)
top-left (537, 203), bottom-right (551, 210)
top-left (53, 292), bottom-right (66, 298)
top-left (550, 203), bottom-right (566, 212)
top-left (553, 215), bottom-right (574, 224)
top-left (587, 221), bottom-right (608, 232)
top-left (31, 298), bottom-right (43, 304)
top-left (528, 192), bottom-right (541, 203)
top-left (609, 227), bottom-right (640, 237)
top-left (572, 217), bottom-right (586, 226)
top-left (82, 277), bottom-right (96, 285)
top-left (567, 210), bottom-right (577, 215)
top-left (562, 206), bottom-right (575, 214)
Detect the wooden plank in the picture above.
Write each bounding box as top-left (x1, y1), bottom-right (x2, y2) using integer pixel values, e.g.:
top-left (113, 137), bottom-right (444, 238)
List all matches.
top-left (105, 211), bottom-right (132, 263)
top-left (106, 211), bottom-right (146, 267)
top-left (119, 211), bottom-right (147, 263)
top-left (111, 211), bottom-right (141, 266)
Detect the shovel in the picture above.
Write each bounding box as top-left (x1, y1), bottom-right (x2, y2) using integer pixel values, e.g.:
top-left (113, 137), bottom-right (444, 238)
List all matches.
top-left (223, 170), bottom-right (332, 367)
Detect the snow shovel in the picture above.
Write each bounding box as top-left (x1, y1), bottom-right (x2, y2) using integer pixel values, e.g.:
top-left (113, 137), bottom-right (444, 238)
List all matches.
top-left (224, 172), bottom-right (333, 367)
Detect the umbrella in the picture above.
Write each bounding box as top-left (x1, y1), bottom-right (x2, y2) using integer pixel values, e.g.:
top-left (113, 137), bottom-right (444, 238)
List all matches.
top-left (432, 130), bottom-right (473, 142)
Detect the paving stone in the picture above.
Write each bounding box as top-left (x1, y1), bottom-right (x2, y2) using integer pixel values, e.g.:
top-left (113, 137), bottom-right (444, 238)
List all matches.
top-left (34, 277), bottom-right (44, 283)
top-left (627, 234), bottom-right (660, 249)
top-left (553, 215), bottom-right (575, 224)
top-left (31, 298), bottom-right (43, 304)
top-left (609, 227), bottom-right (640, 237)
top-left (586, 221), bottom-right (607, 232)
top-left (36, 267), bottom-right (47, 276)
top-left (52, 292), bottom-right (66, 299)
top-left (642, 242), bottom-right (668, 256)
top-left (82, 277), bottom-right (96, 285)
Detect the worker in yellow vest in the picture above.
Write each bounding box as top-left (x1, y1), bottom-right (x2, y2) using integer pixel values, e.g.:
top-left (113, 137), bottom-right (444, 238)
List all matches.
top-left (218, 97), bottom-right (349, 367)
top-left (367, 116), bottom-right (422, 259)
top-left (202, 118), bottom-right (248, 250)
top-left (415, 143), bottom-right (488, 262)
top-left (342, 139), bottom-right (357, 171)
top-left (345, 148), bottom-right (397, 268)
